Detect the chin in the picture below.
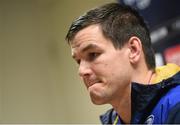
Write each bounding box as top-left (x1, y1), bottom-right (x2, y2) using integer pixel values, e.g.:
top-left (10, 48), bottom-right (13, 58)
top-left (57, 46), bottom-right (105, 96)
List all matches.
top-left (90, 94), bottom-right (108, 105)
top-left (91, 99), bottom-right (106, 105)
top-left (88, 85), bottom-right (109, 105)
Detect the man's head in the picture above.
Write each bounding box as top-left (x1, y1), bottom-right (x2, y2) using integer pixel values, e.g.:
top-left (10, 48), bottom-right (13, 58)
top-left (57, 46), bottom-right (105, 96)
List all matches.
top-left (66, 3), bottom-right (156, 105)
top-left (66, 3), bottom-right (155, 70)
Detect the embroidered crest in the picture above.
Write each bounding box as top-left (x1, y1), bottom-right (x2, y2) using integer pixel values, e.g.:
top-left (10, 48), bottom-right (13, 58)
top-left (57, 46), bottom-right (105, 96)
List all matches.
top-left (145, 115), bottom-right (154, 125)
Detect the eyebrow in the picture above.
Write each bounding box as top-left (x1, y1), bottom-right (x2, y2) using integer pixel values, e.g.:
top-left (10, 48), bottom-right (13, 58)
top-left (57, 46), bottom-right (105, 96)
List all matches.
top-left (72, 43), bottom-right (101, 59)
top-left (81, 43), bottom-right (101, 52)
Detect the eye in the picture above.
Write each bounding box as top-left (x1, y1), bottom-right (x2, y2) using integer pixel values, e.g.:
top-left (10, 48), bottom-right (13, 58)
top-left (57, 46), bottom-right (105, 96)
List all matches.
top-left (88, 52), bottom-right (100, 61)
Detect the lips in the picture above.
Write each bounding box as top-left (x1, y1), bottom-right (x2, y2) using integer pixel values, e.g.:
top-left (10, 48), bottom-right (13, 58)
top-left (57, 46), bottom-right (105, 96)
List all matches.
top-left (85, 79), bottom-right (101, 88)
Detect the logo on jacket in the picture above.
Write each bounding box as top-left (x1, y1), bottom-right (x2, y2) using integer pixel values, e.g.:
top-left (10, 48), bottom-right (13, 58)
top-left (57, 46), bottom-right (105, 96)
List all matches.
top-left (145, 115), bottom-right (154, 125)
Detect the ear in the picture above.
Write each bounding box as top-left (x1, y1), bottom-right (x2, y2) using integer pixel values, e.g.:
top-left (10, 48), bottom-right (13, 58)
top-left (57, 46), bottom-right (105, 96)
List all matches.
top-left (127, 36), bottom-right (142, 64)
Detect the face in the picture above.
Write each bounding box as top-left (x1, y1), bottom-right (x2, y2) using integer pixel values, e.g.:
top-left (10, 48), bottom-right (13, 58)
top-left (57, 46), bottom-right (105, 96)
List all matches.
top-left (70, 25), bottom-right (132, 105)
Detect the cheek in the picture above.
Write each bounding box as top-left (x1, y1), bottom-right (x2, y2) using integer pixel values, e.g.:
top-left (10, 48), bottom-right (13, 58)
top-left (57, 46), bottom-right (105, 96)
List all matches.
top-left (92, 62), bottom-right (109, 75)
top-left (92, 62), bottom-right (119, 82)
top-left (92, 53), bottom-right (129, 78)
top-left (101, 60), bottom-right (130, 83)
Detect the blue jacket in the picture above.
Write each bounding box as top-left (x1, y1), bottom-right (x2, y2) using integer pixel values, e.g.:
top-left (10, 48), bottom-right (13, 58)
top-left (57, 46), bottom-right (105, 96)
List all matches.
top-left (100, 64), bottom-right (180, 124)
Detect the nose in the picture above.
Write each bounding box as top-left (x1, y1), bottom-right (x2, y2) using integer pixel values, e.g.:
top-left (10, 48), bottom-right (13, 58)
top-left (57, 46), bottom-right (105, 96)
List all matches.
top-left (78, 60), bottom-right (92, 77)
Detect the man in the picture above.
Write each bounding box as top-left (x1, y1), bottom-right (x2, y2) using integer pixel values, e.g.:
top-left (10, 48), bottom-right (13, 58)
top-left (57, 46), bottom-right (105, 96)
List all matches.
top-left (65, 2), bottom-right (180, 124)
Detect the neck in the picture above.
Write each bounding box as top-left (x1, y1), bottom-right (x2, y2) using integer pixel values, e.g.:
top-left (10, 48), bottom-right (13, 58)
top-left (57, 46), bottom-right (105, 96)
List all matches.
top-left (132, 64), bottom-right (155, 85)
top-left (110, 65), bottom-right (155, 123)
top-left (110, 85), bottom-right (131, 123)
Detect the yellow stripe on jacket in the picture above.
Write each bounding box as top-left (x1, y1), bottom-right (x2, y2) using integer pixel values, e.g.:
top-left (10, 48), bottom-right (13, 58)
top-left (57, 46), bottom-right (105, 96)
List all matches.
top-left (152, 63), bottom-right (180, 84)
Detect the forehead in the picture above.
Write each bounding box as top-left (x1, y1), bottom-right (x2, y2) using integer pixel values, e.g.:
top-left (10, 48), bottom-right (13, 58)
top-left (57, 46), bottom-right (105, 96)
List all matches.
top-left (71, 25), bottom-right (103, 47)
top-left (70, 25), bottom-right (113, 55)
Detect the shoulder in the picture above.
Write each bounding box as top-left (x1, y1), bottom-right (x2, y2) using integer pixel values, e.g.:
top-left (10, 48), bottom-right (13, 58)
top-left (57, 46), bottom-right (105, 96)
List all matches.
top-left (156, 85), bottom-right (180, 111)
top-left (152, 85), bottom-right (180, 123)
top-left (161, 85), bottom-right (180, 105)
top-left (164, 85), bottom-right (180, 124)
top-left (166, 102), bottom-right (180, 123)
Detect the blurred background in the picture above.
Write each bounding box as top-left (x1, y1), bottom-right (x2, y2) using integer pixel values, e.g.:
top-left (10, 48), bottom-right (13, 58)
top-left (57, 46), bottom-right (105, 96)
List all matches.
top-left (0, 0), bottom-right (114, 123)
top-left (120, 0), bottom-right (180, 66)
top-left (0, 0), bottom-right (179, 124)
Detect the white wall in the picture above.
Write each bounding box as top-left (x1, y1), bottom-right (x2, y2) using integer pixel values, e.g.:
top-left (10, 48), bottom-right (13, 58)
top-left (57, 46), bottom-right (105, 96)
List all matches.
top-left (0, 0), bottom-right (114, 123)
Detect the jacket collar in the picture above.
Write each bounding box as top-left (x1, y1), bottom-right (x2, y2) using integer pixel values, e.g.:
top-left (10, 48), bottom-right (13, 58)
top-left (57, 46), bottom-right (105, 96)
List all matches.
top-left (131, 71), bottom-right (180, 123)
top-left (100, 64), bottom-right (180, 124)
top-left (100, 71), bottom-right (180, 124)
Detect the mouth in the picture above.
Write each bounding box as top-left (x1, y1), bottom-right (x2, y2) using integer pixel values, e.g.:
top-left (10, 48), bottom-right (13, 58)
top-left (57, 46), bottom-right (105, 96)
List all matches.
top-left (86, 80), bottom-right (102, 88)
